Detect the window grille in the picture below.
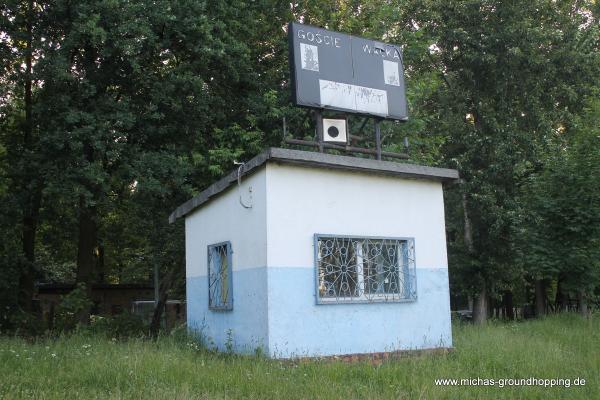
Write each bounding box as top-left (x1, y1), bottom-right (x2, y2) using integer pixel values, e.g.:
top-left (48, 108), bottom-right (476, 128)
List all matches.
top-left (208, 242), bottom-right (233, 310)
top-left (315, 235), bottom-right (417, 304)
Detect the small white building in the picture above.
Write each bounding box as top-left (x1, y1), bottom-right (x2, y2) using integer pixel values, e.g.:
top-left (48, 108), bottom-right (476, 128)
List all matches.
top-left (169, 148), bottom-right (458, 358)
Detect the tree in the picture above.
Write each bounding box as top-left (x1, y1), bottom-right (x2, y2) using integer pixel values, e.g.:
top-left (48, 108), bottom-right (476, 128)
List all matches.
top-left (34, 0), bottom-right (266, 322)
top-left (517, 100), bottom-right (600, 317)
top-left (411, 0), bottom-right (600, 322)
top-left (0, 0), bottom-right (47, 313)
top-left (2, 0), bottom-right (598, 331)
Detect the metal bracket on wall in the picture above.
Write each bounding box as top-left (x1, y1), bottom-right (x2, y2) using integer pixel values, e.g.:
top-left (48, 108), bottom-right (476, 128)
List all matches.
top-left (233, 161), bottom-right (253, 209)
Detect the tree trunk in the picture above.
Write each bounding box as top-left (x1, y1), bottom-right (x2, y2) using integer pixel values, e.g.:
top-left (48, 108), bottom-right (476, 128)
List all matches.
top-left (96, 243), bottom-right (105, 283)
top-left (18, 188), bottom-right (41, 312)
top-left (461, 188), bottom-right (475, 255)
top-left (17, 0), bottom-right (40, 313)
top-left (47, 302), bottom-right (55, 331)
top-left (488, 287), bottom-right (495, 318)
top-left (534, 279), bottom-right (546, 317)
top-left (555, 275), bottom-right (568, 312)
top-left (150, 268), bottom-right (175, 336)
top-left (462, 183), bottom-right (487, 324)
top-left (75, 196), bottom-right (97, 324)
top-left (502, 290), bottom-right (514, 320)
top-left (577, 291), bottom-right (588, 318)
top-left (473, 283), bottom-right (487, 324)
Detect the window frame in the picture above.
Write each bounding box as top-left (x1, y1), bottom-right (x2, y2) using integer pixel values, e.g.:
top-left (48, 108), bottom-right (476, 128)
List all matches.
top-left (207, 241), bottom-right (233, 311)
top-left (313, 234), bottom-right (417, 305)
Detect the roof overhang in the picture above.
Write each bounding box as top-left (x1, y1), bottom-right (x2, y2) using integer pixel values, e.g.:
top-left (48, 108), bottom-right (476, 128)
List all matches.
top-left (169, 147), bottom-right (459, 223)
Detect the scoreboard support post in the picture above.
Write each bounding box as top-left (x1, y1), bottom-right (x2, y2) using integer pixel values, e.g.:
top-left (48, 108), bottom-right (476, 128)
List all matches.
top-left (374, 119), bottom-right (382, 161)
top-left (315, 110), bottom-right (324, 153)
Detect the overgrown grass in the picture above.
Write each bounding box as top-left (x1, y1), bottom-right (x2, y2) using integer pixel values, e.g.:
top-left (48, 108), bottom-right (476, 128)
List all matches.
top-left (0, 314), bottom-right (598, 399)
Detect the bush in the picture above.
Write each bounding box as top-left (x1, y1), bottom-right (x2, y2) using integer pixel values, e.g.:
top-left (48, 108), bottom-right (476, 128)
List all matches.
top-left (6, 309), bottom-right (47, 337)
top-left (53, 283), bottom-right (92, 332)
top-left (86, 313), bottom-right (148, 339)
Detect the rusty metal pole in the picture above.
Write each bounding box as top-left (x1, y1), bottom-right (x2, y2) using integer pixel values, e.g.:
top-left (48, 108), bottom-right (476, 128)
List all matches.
top-left (315, 110), bottom-right (324, 153)
top-left (374, 119), bottom-right (382, 160)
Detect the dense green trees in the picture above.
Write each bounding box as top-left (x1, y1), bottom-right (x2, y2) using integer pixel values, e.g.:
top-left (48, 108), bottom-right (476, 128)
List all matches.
top-left (408, 0), bottom-right (600, 321)
top-left (1, 0), bottom-right (599, 330)
top-left (517, 101), bottom-right (600, 316)
top-left (1, 0), bottom-right (291, 328)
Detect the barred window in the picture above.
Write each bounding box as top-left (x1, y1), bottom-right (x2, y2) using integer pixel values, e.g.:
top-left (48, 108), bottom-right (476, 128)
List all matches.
top-left (315, 235), bottom-right (417, 304)
top-left (208, 242), bottom-right (233, 310)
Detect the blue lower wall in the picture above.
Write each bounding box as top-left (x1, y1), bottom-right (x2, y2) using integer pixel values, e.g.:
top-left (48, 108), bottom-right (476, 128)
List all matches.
top-left (187, 267), bottom-right (268, 354)
top-left (267, 267), bottom-right (452, 358)
top-left (187, 267), bottom-right (452, 358)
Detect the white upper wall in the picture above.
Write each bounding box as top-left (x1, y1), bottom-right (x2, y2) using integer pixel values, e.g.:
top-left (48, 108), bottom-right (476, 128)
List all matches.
top-left (185, 161), bottom-right (450, 276)
top-left (265, 163), bottom-right (448, 269)
top-left (185, 168), bottom-right (267, 277)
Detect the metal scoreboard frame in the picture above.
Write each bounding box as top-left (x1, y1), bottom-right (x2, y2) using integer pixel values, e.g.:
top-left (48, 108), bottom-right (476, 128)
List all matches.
top-left (288, 22), bottom-right (408, 121)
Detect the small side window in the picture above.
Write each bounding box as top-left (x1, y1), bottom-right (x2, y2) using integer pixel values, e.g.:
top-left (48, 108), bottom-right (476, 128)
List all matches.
top-left (208, 242), bottom-right (233, 311)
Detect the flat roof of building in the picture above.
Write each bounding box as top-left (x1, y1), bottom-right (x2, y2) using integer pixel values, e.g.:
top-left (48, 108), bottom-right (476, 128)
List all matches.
top-left (169, 147), bottom-right (459, 223)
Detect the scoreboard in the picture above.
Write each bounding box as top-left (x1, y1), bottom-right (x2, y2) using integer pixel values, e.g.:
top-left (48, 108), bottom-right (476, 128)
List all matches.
top-left (288, 22), bottom-right (408, 121)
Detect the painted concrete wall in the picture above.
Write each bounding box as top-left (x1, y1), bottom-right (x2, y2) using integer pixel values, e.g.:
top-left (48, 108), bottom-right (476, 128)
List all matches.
top-left (185, 162), bottom-right (452, 357)
top-left (264, 163), bottom-right (452, 357)
top-left (185, 168), bottom-right (268, 353)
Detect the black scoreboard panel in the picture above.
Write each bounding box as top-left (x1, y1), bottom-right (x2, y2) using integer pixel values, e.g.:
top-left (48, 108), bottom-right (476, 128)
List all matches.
top-left (288, 22), bottom-right (408, 121)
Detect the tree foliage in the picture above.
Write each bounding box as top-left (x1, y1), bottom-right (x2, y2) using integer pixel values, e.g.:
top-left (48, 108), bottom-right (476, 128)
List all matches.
top-left (517, 100), bottom-right (600, 300)
top-left (409, 0), bottom-right (600, 318)
top-left (1, 0), bottom-right (599, 329)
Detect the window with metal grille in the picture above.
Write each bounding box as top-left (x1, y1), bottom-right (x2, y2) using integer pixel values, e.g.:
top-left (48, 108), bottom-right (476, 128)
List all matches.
top-left (315, 235), bottom-right (417, 304)
top-left (208, 242), bottom-right (233, 310)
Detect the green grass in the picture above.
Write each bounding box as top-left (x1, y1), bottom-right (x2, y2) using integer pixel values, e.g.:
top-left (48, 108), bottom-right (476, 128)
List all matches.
top-left (0, 314), bottom-right (598, 399)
